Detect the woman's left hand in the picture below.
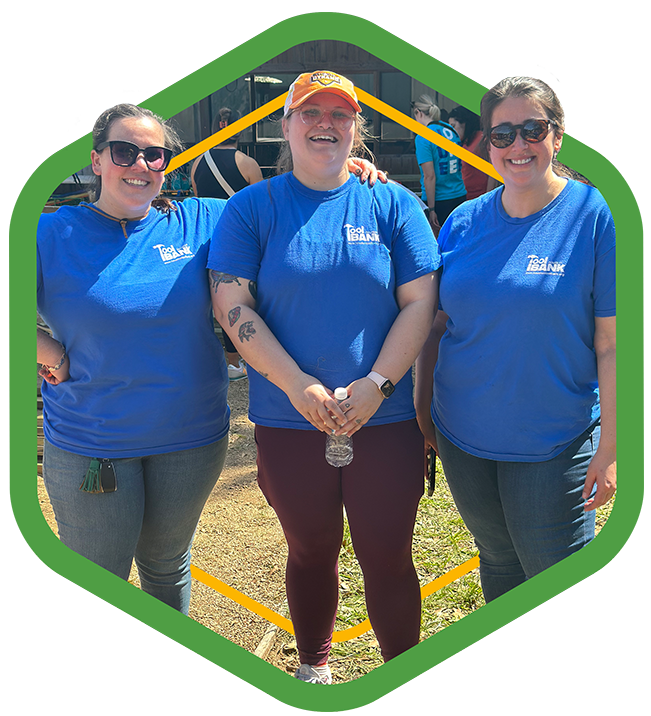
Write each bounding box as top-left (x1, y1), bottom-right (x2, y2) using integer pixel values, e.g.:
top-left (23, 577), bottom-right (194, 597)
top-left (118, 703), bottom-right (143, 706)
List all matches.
top-left (582, 447), bottom-right (617, 511)
top-left (332, 377), bottom-right (384, 437)
top-left (346, 157), bottom-right (388, 187)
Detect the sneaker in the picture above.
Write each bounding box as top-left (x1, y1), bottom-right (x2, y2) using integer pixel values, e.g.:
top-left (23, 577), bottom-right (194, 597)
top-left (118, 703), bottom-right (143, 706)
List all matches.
top-left (294, 663), bottom-right (332, 684)
top-left (227, 359), bottom-right (247, 382)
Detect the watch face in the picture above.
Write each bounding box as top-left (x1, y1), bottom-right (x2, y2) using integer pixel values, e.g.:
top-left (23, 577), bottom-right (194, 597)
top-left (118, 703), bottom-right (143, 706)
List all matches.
top-left (380, 380), bottom-right (395, 398)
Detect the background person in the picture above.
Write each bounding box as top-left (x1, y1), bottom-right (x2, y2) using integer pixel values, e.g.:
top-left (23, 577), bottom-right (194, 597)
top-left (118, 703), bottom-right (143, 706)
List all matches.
top-left (208, 71), bottom-right (440, 683)
top-left (415, 77), bottom-right (616, 603)
top-left (191, 107), bottom-right (265, 381)
top-left (412, 95), bottom-right (467, 233)
top-left (447, 105), bottom-right (492, 199)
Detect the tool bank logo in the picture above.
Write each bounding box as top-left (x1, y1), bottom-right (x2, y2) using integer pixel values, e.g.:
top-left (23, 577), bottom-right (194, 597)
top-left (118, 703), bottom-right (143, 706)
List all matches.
top-left (344, 223), bottom-right (380, 244)
top-left (526, 254), bottom-right (566, 275)
top-left (153, 243), bottom-right (195, 264)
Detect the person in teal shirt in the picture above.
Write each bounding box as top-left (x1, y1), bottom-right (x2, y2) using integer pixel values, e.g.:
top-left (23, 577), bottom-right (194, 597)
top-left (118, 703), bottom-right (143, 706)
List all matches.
top-left (413, 94), bottom-right (467, 232)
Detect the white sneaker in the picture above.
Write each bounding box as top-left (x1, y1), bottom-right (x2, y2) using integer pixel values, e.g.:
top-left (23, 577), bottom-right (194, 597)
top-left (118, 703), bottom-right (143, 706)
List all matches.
top-left (227, 359), bottom-right (247, 382)
top-left (294, 663), bottom-right (332, 684)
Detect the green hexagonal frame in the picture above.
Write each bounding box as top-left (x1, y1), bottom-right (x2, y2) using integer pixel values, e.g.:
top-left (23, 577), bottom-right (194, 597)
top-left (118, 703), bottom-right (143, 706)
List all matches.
top-left (10, 12), bottom-right (643, 712)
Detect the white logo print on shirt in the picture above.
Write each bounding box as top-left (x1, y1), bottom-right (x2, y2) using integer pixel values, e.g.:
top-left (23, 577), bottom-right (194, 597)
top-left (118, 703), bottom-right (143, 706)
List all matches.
top-left (526, 255), bottom-right (565, 275)
top-left (153, 243), bottom-right (195, 264)
top-left (343, 224), bottom-right (380, 244)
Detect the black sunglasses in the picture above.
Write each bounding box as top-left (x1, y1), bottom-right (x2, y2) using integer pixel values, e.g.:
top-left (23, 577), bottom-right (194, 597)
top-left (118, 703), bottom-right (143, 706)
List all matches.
top-left (95, 140), bottom-right (173, 172)
top-left (489, 119), bottom-right (557, 148)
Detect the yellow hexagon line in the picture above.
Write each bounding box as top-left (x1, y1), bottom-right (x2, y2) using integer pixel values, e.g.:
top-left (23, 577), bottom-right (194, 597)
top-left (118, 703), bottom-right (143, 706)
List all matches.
top-left (166, 88), bottom-right (502, 183)
top-left (191, 556), bottom-right (479, 641)
top-left (355, 88), bottom-right (502, 182)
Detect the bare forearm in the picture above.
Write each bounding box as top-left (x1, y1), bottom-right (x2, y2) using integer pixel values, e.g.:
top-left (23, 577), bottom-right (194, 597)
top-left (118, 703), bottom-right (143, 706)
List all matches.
top-left (37, 328), bottom-right (65, 366)
top-left (596, 345), bottom-right (616, 454)
top-left (209, 270), bottom-right (347, 430)
top-left (372, 298), bottom-right (436, 387)
top-left (594, 316), bottom-right (616, 454)
top-left (216, 300), bottom-right (305, 394)
top-left (424, 175), bottom-right (437, 209)
top-left (414, 310), bottom-right (446, 416)
top-left (37, 327), bottom-right (70, 384)
top-left (582, 316), bottom-right (616, 510)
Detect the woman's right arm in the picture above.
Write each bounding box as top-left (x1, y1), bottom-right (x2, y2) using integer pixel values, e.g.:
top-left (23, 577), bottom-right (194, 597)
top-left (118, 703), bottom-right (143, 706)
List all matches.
top-left (37, 327), bottom-right (69, 385)
top-left (209, 271), bottom-right (346, 432)
top-left (414, 309), bottom-right (448, 451)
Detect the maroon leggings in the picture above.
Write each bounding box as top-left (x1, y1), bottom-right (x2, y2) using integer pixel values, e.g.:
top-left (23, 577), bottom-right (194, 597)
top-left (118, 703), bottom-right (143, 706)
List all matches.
top-left (255, 420), bottom-right (425, 665)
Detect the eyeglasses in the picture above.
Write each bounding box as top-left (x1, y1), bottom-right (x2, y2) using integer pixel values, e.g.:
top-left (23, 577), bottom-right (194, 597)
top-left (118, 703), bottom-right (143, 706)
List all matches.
top-left (489, 119), bottom-right (557, 148)
top-left (95, 140), bottom-right (173, 172)
top-left (298, 107), bottom-right (356, 131)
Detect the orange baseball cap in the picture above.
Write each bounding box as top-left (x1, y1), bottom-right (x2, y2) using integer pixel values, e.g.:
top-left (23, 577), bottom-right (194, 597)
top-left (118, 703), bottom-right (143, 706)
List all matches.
top-left (284, 71), bottom-right (362, 115)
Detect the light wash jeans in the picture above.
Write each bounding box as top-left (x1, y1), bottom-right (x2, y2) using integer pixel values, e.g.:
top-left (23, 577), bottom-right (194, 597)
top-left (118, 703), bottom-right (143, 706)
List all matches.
top-left (435, 423), bottom-right (599, 602)
top-left (43, 436), bottom-right (228, 614)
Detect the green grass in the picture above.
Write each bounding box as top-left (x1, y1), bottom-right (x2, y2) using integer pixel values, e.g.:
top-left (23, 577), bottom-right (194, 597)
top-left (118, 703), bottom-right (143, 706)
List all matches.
top-left (326, 458), bottom-right (614, 682)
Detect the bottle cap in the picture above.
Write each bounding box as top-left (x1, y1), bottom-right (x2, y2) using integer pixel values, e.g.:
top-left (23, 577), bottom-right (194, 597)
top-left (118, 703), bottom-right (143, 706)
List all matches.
top-left (334, 387), bottom-right (348, 401)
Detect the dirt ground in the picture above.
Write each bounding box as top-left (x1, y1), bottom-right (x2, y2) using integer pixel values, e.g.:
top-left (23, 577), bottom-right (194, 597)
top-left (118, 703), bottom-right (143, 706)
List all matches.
top-left (37, 375), bottom-right (302, 674)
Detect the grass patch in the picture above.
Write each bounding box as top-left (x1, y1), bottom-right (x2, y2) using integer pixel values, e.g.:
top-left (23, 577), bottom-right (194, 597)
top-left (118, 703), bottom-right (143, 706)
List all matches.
top-left (327, 458), bottom-right (614, 681)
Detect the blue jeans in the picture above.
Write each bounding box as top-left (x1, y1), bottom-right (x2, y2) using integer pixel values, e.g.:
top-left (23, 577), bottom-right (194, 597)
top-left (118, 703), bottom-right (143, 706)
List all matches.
top-left (43, 436), bottom-right (228, 614)
top-left (435, 424), bottom-right (599, 602)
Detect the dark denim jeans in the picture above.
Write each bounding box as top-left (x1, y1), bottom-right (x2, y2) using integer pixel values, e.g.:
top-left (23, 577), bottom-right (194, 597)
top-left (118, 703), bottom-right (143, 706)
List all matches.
top-left (43, 436), bottom-right (228, 614)
top-left (435, 424), bottom-right (599, 602)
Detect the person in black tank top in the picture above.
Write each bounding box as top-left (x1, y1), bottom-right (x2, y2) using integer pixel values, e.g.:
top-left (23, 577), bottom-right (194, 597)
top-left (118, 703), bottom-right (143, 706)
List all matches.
top-left (192, 146), bottom-right (251, 199)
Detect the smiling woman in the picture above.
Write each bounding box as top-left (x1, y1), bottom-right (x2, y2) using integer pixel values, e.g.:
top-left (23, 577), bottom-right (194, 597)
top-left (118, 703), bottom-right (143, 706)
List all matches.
top-left (36, 103), bottom-right (233, 616)
top-left (207, 70), bottom-right (440, 684)
top-left (275, 77), bottom-right (374, 182)
top-left (415, 77), bottom-right (616, 604)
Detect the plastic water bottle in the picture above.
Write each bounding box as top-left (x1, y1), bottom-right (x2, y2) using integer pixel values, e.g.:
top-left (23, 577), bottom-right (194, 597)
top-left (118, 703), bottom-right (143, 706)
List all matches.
top-left (325, 387), bottom-right (354, 467)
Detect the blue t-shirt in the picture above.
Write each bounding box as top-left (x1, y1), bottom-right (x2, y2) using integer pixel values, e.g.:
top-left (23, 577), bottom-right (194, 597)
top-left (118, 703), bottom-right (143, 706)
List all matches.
top-left (415, 122), bottom-right (467, 204)
top-left (37, 198), bottom-right (230, 458)
top-left (432, 180), bottom-right (616, 461)
top-left (207, 172), bottom-right (441, 430)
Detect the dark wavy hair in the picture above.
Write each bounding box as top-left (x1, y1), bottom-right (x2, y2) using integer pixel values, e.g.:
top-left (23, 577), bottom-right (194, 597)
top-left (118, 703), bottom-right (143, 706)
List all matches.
top-left (448, 106), bottom-right (481, 147)
top-left (90, 103), bottom-right (184, 211)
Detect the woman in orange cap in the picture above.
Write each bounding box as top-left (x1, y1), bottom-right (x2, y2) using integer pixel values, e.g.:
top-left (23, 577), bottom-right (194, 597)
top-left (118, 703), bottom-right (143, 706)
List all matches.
top-left (208, 71), bottom-right (440, 683)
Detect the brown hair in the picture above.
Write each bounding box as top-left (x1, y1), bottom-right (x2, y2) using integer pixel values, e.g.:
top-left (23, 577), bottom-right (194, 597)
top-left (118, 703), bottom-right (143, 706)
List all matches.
top-left (212, 107), bottom-right (241, 145)
top-left (90, 103), bottom-right (183, 211)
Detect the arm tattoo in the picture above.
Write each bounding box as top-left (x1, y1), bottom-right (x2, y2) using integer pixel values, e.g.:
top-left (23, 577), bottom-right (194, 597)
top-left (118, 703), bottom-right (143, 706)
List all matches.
top-left (228, 306), bottom-right (241, 327)
top-left (209, 270), bottom-right (242, 293)
top-left (238, 321), bottom-right (256, 343)
top-left (248, 280), bottom-right (258, 301)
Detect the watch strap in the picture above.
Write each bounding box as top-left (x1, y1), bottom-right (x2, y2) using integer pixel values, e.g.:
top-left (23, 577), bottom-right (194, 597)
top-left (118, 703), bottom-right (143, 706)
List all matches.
top-left (367, 371), bottom-right (394, 398)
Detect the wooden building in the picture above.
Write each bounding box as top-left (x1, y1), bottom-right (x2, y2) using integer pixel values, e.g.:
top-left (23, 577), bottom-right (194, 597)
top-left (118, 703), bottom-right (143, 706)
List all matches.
top-left (169, 40), bottom-right (464, 193)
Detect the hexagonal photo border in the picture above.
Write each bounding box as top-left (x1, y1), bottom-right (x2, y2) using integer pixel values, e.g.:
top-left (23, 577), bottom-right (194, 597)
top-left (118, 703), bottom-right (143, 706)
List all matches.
top-left (10, 12), bottom-right (643, 712)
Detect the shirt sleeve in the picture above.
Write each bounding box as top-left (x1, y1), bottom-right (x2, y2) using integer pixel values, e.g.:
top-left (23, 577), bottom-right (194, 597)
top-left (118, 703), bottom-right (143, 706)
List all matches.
top-left (387, 186), bottom-right (441, 286)
top-left (206, 191), bottom-right (262, 281)
top-left (593, 205), bottom-right (616, 317)
top-left (415, 134), bottom-right (436, 167)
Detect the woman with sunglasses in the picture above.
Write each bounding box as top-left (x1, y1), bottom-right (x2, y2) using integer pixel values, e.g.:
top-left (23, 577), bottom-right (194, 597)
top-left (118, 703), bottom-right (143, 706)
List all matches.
top-left (415, 77), bottom-right (616, 602)
top-left (208, 71), bottom-right (439, 683)
top-left (36, 103), bottom-right (234, 614)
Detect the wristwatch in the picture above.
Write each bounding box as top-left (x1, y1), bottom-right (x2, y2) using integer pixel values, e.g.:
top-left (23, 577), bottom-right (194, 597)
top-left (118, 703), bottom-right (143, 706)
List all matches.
top-left (367, 371), bottom-right (395, 399)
